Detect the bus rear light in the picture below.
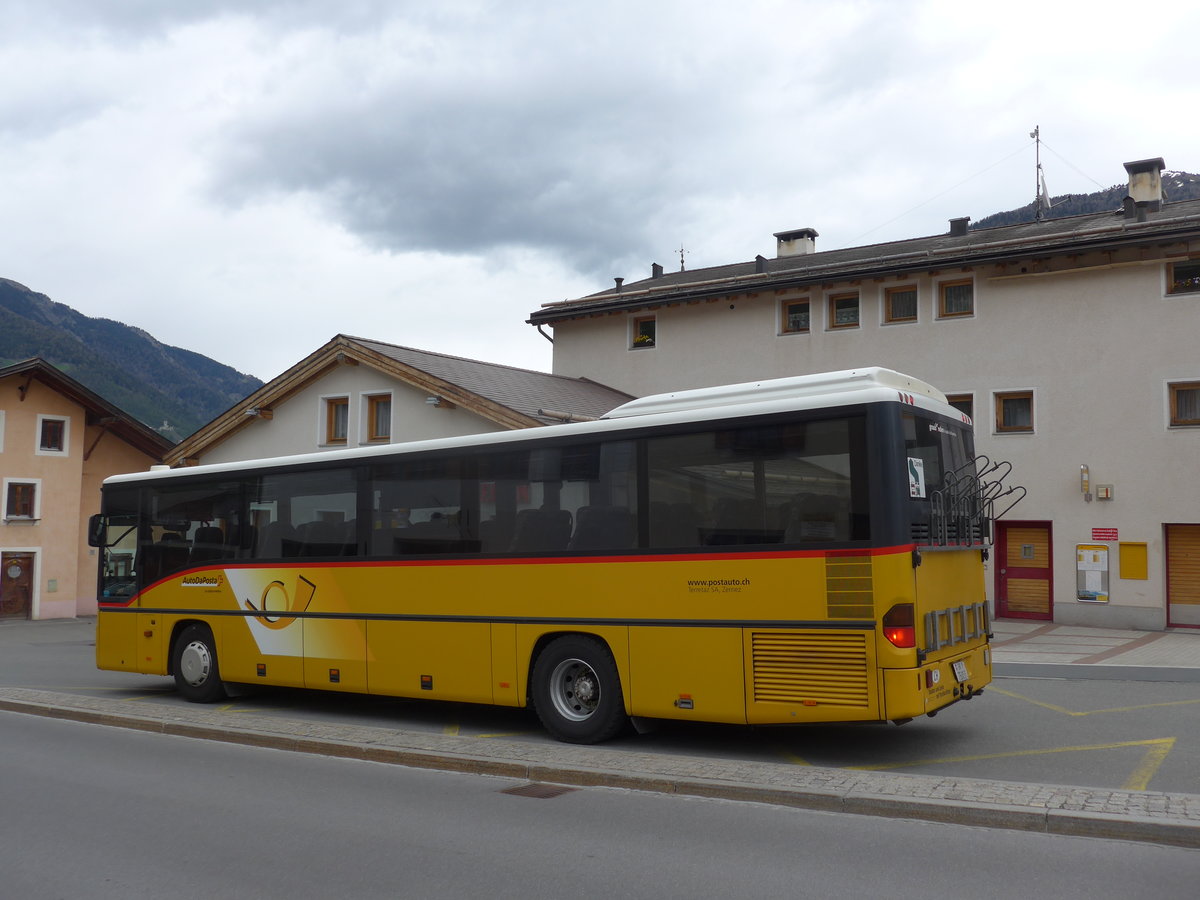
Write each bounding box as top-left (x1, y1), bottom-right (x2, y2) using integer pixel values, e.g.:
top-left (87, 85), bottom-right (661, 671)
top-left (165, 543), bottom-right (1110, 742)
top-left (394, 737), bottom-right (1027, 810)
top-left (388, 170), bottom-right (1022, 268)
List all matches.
top-left (925, 668), bottom-right (941, 688)
top-left (883, 603), bottom-right (916, 648)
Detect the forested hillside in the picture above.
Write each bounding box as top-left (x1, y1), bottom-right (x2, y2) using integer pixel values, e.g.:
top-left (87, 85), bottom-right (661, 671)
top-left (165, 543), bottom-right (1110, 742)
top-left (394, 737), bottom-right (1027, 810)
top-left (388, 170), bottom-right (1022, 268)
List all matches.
top-left (0, 279), bottom-right (261, 442)
top-left (972, 171), bottom-right (1200, 229)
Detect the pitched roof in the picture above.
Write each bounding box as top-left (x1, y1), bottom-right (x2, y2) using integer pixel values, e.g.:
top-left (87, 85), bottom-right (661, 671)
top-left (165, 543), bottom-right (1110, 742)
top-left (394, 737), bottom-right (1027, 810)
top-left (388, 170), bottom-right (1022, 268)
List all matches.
top-left (346, 338), bottom-right (633, 423)
top-left (0, 357), bottom-right (174, 460)
top-left (530, 197), bottom-right (1200, 324)
top-left (164, 335), bottom-right (633, 465)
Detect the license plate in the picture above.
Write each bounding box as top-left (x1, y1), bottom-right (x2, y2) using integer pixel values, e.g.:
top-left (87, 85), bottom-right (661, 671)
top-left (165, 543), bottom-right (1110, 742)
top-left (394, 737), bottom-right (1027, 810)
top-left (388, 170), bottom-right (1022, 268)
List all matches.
top-left (952, 659), bottom-right (969, 683)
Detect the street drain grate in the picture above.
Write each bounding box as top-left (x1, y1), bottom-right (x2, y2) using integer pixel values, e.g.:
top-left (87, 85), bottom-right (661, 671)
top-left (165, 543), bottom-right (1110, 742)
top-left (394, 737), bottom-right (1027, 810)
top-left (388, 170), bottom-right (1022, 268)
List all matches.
top-left (500, 783), bottom-right (579, 800)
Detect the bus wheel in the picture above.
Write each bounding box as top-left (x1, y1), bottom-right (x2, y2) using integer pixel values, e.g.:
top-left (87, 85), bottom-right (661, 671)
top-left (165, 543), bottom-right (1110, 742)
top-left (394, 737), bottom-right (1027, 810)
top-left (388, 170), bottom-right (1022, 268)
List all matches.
top-left (531, 636), bottom-right (627, 744)
top-left (172, 624), bottom-right (227, 703)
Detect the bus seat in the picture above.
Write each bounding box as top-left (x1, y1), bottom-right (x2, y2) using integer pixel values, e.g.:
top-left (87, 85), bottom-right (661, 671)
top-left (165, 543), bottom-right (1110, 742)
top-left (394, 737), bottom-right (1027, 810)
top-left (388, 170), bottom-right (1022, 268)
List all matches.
top-left (189, 526), bottom-right (227, 563)
top-left (145, 532), bottom-right (189, 581)
top-left (570, 506), bottom-right (635, 551)
top-left (255, 521), bottom-right (295, 558)
top-left (511, 508), bottom-right (573, 552)
top-left (650, 501), bottom-right (700, 548)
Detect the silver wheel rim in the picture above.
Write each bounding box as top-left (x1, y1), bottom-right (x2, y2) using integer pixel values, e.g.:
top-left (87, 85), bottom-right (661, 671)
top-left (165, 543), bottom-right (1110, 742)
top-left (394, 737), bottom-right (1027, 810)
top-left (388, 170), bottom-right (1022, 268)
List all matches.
top-left (548, 657), bottom-right (600, 722)
top-left (179, 640), bottom-right (212, 687)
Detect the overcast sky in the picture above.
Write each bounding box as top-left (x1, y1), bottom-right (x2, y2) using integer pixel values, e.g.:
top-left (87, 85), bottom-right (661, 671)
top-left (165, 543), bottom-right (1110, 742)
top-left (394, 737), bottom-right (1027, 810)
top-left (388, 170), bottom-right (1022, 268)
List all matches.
top-left (3, 0), bottom-right (1197, 383)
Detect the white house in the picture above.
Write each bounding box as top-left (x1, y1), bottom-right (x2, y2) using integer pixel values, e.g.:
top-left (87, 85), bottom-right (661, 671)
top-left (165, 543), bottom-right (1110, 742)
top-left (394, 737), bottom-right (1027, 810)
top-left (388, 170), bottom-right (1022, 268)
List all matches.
top-left (164, 334), bottom-right (633, 468)
top-left (529, 157), bottom-right (1200, 632)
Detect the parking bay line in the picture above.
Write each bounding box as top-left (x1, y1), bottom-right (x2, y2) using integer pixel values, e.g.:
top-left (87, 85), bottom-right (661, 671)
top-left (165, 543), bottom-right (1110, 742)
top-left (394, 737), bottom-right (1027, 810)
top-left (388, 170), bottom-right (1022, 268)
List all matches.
top-left (843, 737), bottom-right (1177, 791)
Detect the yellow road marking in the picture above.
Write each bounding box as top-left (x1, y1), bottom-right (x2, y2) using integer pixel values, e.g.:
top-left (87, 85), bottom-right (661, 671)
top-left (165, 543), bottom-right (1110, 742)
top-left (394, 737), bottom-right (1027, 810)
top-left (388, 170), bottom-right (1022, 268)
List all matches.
top-left (1123, 737), bottom-right (1176, 791)
top-left (990, 686), bottom-right (1200, 716)
top-left (847, 736), bottom-right (1176, 791)
top-left (442, 723), bottom-right (460, 736)
top-left (776, 749), bottom-right (813, 766)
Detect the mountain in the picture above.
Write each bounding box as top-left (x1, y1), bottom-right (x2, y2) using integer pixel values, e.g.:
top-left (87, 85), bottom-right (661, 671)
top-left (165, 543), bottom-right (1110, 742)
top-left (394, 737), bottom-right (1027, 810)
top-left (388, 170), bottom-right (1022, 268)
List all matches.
top-left (0, 279), bottom-right (262, 442)
top-left (971, 171), bottom-right (1200, 229)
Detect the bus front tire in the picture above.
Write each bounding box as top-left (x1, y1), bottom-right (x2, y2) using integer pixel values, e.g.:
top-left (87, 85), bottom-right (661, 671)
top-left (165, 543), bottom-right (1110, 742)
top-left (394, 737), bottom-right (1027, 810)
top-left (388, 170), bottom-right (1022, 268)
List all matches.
top-left (531, 636), bottom-right (627, 744)
top-left (172, 623), bottom-right (227, 703)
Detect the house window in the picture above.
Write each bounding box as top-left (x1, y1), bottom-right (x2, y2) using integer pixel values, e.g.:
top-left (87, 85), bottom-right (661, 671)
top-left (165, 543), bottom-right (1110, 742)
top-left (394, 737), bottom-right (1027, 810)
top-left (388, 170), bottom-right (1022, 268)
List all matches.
top-left (40, 419), bottom-right (64, 451)
top-left (4, 481), bottom-right (37, 520)
top-left (1168, 260), bottom-right (1200, 295)
top-left (828, 292), bottom-right (859, 329)
top-left (631, 316), bottom-right (656, 349)
top-left (946, 393), bottom-right (974, 421)
top-left (939, 279), bottom-right (974, 317)
top-left (884, 286), bottom-right (918, 323)
top-left (994, 391), bottom-right (1033, 433)
top-left (1169, 381), bottom-right (1200, 426)
top-left (367, 394), bottom-right (392, 441)
top-left (780, 298), bottom-right (810, 334)
top-left (35, 415), bottom-right (69, 456)
top-left (325, 397), bottom-right (349, 444)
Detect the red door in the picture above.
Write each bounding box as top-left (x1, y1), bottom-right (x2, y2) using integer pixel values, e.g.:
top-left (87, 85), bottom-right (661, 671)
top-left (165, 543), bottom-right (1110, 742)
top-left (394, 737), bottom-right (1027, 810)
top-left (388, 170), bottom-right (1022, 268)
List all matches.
top-left (1, 553), bottom-right (34, 619)
top-left (996, 521), bottom-right (1053, 620)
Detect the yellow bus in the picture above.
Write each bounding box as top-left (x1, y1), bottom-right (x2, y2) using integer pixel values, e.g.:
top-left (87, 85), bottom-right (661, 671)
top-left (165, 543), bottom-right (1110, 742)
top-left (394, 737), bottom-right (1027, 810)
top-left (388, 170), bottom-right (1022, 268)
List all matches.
top-left (91, 368), bottom-right (1021, 743)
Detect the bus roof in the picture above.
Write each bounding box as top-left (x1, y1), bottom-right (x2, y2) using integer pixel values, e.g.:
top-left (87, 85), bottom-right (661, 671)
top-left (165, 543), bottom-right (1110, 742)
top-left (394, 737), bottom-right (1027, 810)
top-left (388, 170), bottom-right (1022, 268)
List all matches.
top-left (604, 367), bottom-right (947, 419)
top-left (105, 367), bottom-right (958, 486)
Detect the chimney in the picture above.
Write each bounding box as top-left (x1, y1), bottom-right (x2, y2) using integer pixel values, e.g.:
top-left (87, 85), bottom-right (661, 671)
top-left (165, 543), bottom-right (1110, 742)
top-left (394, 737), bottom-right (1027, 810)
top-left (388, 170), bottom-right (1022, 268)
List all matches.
top-left (773, 227), bottom-right (818, 258)
top-left (755, 254), bottom-right (767, 273)
top-left (949, 216), bottom-right (970, 237)
top-left (614, 277), bottom-right (624, 293)
top-left (651, 263), bottom-right (663, 279)
top-left (1123, 157), bottom-right (1165, 214)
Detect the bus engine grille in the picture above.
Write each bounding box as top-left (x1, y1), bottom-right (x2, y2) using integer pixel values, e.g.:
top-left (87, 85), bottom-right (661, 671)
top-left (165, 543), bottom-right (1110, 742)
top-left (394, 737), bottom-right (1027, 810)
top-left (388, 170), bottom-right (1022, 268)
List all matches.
top-left (750, 632), bottom-right (871, 707)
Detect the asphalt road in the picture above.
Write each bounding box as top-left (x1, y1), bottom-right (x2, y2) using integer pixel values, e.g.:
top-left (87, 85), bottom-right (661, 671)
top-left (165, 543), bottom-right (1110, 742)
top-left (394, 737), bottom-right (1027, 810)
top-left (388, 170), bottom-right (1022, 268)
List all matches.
top-left (4, 618), bottom-right (1200, 795)
top-left (4, 711), bottom-right (1196, 900)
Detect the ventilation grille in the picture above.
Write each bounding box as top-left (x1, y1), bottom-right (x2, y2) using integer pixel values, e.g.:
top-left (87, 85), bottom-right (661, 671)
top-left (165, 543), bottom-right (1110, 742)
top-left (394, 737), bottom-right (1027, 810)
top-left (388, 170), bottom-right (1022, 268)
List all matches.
top-left (751, 631), bottom-right (871, 707)
top-left (825, 554), bottom-right (873, 618)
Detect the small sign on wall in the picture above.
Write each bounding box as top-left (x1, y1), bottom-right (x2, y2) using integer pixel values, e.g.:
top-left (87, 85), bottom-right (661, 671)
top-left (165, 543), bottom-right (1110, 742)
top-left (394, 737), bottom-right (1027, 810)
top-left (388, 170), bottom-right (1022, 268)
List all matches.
top-left (1091, 528), bottom-right (1118, 541)
top-left (1077, 544), bottom-right (1109, 603)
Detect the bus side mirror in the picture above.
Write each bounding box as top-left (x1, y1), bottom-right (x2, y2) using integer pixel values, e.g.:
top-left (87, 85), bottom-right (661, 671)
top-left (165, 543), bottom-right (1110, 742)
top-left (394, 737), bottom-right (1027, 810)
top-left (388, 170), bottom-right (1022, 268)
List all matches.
top-left (87, 514), bottom-right (107, 548)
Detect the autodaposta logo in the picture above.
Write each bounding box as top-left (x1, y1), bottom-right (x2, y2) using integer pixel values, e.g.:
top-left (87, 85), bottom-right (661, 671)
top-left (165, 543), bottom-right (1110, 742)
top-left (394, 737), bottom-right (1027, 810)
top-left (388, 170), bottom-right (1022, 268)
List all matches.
top-left (181, 574), bottom-right (223, 588)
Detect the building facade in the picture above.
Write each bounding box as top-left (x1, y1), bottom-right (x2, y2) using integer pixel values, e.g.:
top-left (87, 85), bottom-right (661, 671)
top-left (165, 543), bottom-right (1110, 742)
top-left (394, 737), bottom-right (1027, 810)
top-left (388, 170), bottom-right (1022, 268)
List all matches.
top-left (164, 334), bottom-right (633, 467)
top-left (530, 158), bottom-right (1200, 631)
top-left (0, 359), bottom-right (173, 619)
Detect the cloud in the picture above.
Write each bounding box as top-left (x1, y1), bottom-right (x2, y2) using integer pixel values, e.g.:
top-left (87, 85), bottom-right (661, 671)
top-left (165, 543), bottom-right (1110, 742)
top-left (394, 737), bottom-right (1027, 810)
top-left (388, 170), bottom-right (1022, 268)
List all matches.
top-left (3, 0), bottom-right (1200, 386)
top-left (204, 3), bottom-right (910, 276)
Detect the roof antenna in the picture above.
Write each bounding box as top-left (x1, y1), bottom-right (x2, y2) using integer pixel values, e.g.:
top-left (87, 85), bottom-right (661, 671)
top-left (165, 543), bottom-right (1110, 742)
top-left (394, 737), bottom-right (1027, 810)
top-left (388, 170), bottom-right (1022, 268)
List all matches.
top-left (1030, 125), bottom-right (1054, 221)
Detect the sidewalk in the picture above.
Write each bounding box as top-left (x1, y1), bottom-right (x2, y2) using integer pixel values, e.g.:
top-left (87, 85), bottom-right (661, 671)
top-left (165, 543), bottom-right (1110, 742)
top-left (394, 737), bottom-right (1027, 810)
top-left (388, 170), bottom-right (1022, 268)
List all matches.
top-left (991, 618), bottom-right (1200, 680)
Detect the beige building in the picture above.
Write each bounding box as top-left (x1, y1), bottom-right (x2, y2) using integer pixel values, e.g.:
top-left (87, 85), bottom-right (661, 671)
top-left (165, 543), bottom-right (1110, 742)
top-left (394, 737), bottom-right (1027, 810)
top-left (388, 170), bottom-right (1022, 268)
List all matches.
top-left (164, 334), bottom-right (632, 467)
top-left (0, 358), bottom-right (173, 619)
top-left (530, 157), bottom-right (1200, 631)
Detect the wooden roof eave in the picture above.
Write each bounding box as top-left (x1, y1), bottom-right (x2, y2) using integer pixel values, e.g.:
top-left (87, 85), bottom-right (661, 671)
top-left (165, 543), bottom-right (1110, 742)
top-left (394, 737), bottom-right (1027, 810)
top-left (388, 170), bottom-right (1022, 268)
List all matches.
top-left (162, 338), bottom-right (544, 466)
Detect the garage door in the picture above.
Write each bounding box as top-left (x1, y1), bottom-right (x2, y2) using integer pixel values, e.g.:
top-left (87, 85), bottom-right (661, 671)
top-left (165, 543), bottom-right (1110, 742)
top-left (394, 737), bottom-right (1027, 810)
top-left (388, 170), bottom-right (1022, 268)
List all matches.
top-left (1166, 524), bottom-right (1200, 628)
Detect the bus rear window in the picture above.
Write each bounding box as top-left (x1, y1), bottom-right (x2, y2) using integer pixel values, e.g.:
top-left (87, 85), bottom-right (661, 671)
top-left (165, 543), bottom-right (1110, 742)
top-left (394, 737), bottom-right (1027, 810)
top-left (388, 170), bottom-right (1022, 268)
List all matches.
top-left (903, 412), bottom-right (973, 501)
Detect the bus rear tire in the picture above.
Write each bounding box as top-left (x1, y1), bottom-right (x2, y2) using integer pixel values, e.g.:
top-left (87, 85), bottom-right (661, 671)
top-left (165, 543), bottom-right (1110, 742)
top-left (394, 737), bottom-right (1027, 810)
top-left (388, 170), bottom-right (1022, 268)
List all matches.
top-left (531, 635), bottom-right (627, 744)
top-left (172, 623), bottom-right (227, 703)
